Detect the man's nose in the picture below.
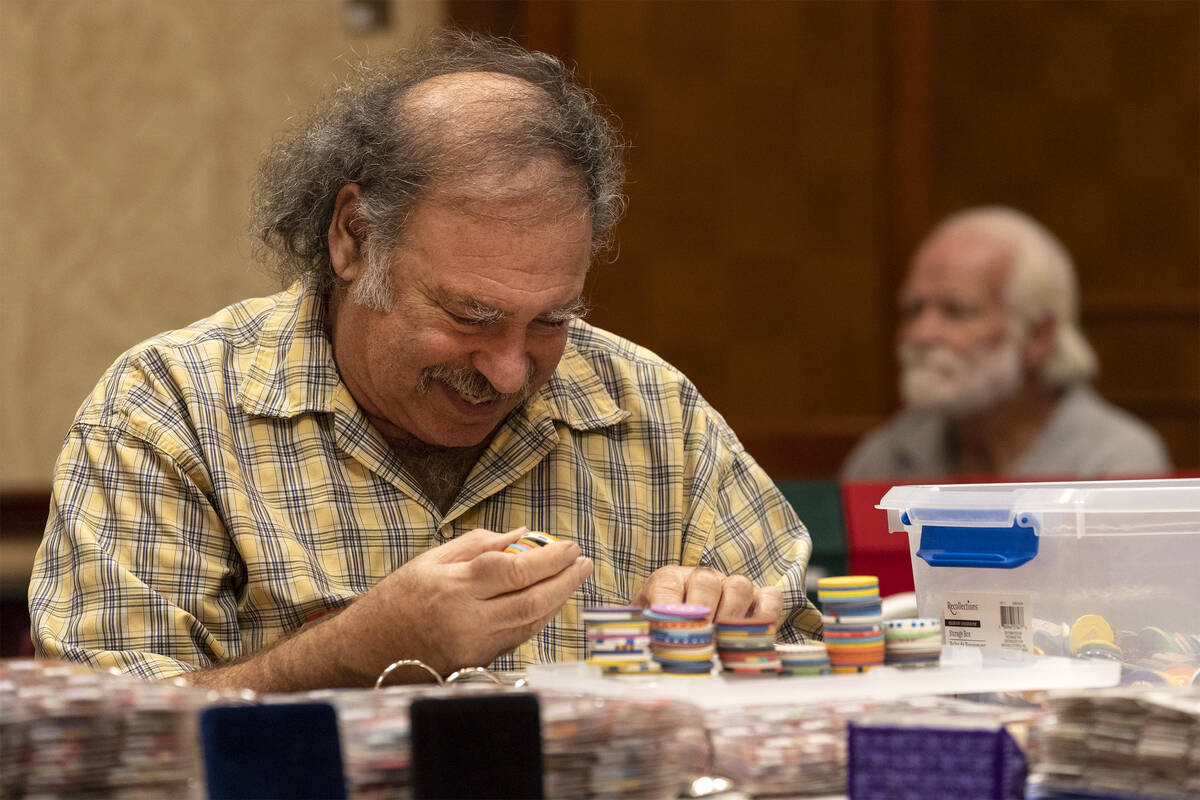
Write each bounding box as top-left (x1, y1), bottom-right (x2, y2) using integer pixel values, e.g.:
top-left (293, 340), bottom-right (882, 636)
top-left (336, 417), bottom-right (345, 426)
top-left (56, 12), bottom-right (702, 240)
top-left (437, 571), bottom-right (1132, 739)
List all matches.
top-left (902, 307), bottom-right (946, 347)
top-left (471, 328), bottom-right (531, 395)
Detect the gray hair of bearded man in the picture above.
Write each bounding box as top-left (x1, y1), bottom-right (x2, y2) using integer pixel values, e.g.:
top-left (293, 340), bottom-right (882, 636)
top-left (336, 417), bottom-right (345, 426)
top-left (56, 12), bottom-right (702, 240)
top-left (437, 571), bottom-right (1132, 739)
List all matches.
top-left (931, 205), bottom-right (1099, 389)
top-left (251, 29), bottom-right (627, 307)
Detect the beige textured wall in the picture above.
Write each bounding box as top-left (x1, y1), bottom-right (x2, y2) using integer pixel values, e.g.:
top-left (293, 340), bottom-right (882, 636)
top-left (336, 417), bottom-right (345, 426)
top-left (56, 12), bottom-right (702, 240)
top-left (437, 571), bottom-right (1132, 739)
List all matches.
top-left (1, 0), bottom-right (445, 488)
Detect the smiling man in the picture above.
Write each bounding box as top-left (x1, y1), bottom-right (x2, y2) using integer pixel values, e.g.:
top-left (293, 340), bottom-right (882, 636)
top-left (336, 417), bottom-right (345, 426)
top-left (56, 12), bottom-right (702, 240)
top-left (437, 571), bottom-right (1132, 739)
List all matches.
top-left (29, 32), bottom-right (821, 690)
top-left (842, 206), bottom-right (1171, 480)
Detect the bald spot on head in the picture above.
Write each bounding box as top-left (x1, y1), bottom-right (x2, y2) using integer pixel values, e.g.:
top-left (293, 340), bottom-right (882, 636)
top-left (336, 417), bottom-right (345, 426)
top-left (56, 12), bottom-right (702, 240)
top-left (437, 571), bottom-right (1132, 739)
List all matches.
top-left (398, 71), bottom-right (588, 221)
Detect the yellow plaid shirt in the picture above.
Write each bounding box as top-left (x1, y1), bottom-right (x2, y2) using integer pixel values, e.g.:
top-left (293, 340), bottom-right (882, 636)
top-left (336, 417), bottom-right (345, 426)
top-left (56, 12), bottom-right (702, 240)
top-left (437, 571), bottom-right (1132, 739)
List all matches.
top-left (30, 283), bottom-right (820, 680)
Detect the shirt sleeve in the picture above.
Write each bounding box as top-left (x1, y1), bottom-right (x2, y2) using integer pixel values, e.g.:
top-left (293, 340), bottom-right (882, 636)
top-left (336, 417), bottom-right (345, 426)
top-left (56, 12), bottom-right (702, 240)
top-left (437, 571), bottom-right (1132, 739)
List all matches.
top-left (694, 418), bottom-right (824, 643)
top-left (28, 421), bottom-right (243, 680)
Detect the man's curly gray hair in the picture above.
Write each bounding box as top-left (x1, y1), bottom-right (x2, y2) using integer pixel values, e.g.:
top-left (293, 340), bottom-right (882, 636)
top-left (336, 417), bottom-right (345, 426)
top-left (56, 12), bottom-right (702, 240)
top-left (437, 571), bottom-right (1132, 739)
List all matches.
top-left (251, 29), bottom-right (626, 306)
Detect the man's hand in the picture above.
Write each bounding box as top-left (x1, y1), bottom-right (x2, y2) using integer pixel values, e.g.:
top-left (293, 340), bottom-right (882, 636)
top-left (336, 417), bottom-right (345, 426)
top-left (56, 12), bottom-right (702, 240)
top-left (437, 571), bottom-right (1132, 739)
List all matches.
top-left (185, 527), bottom-right (592, 692)
top-left (343, 527), bottom-right (593, 678)
top-left (632, 566), bottom-right (782, 624)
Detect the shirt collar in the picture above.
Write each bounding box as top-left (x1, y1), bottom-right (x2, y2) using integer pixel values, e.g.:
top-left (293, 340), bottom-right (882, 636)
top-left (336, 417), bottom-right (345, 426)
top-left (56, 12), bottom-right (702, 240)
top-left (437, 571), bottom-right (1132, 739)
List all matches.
top-left (237, 285), bottom-right (628, 431)
top-left (533, 325), bottom-right (630, 431)
top-left (237, 282), bottom-right (339, 418)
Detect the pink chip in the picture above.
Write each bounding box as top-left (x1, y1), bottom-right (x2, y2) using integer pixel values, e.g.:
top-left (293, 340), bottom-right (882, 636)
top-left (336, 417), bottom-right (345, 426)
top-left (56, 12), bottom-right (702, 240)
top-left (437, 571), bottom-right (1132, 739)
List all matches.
top-left (650, 602), bottom-right (711, 619)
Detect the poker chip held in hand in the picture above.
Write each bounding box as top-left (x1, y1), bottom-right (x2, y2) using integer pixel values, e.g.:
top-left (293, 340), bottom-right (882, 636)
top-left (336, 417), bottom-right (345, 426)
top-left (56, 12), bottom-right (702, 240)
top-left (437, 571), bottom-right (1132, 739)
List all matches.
top-left (504, 530), bottom-right (557, 554)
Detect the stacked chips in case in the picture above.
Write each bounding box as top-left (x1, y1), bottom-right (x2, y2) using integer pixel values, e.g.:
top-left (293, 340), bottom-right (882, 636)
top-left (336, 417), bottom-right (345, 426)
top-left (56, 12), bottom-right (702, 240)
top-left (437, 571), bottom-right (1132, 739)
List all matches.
top-left (715, 618), bottom-right (780, 675)
top-left (818, 575), bottom-right (885, 674)
top-left (645, 603), bottom-right (714, 675)
top-left (883, 618), bottom-right (942, 667)
top-left (775, 642), bottom-right (832, 676)
top-left (583, 606), bottom-right (660, 674)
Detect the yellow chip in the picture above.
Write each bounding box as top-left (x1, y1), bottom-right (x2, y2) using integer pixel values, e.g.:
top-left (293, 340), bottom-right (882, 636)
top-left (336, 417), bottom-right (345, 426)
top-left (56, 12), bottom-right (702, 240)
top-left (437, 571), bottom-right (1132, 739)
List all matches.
top-left (817, 587), bottom-right (880, 599)
top-left (817, 576), bottom-right (879, 590)
top-left (1069, 614), bottom-right (1114, 654)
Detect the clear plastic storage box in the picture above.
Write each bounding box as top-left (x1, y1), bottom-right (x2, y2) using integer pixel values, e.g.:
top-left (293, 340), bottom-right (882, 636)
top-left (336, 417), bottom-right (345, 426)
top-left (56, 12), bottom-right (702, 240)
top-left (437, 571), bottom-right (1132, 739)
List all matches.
top-left (878, 479), bottom-right (1200, 683)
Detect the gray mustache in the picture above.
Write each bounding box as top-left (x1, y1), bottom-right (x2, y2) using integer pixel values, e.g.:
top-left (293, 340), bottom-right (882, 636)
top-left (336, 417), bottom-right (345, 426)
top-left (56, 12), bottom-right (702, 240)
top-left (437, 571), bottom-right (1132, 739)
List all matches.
top-left (417, 362), bottom-right (534, 403)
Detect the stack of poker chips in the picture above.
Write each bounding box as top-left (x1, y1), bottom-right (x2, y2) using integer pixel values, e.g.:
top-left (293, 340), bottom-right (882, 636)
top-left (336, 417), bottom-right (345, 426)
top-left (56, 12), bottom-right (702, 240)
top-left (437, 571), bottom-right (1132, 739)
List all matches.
top-left (883, 618), bottom-right (942, 667)
top-left (775, 642), bottom-right (832, 676)
top-left (582, 606), bottom-right (660, 674)
top-left (714, 618), bottom-right (780, 675)
top-left (645, 603), bottom-right (715, 675)
top-left (503, 529), bottom-right (557, 553)
top-left (818, 575), bottom-right (885, 674)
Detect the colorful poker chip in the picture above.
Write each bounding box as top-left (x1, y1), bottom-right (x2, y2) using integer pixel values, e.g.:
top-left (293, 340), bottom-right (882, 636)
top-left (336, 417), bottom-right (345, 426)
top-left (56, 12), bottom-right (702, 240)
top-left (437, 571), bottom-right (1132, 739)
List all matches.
top-left (1068, 614), bottom-right (1114, 655)
top-left (504, 530), bottom-right (558, 554)
top-left (817, 574), bottom-right (883, 634)
top-left (584, 604), bottom-right (657, 672)
top-left (649, 603), bottom-right (711, 619)
top-left (817, 575), bottom-right (879, 590)
top-left (647, 604), bottom-right (715, 674)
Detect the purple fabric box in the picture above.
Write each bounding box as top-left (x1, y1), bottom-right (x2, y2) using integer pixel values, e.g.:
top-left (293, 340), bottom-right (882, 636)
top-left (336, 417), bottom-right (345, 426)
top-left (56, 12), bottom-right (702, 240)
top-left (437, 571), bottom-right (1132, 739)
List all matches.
top-left (847, 721), bottom-right (1027, 800)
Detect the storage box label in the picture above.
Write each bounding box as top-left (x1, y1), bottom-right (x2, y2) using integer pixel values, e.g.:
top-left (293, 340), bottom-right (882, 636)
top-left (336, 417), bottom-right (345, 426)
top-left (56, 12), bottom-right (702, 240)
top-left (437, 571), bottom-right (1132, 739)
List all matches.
top-left (938, 592), bottom-right (1032, 652)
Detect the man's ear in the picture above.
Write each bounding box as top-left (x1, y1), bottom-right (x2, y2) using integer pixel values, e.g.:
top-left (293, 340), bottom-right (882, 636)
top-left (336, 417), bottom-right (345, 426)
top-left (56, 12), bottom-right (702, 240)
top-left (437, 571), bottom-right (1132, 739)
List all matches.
top-left (1023, 315), bottom-right (1057, 373)
top-left (329, 184), bottom-right (366, 282)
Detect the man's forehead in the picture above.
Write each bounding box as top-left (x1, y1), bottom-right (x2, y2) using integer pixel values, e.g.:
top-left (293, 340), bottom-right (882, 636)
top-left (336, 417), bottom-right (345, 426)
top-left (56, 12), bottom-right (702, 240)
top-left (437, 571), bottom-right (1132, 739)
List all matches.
top-left (906, 225), bottom-right (1013, 300)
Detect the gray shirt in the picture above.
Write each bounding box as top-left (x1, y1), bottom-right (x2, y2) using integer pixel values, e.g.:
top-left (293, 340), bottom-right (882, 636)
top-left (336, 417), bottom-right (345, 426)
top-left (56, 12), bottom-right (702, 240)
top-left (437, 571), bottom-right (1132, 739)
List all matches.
top-left (841, 384), bottom-right (1172, 480)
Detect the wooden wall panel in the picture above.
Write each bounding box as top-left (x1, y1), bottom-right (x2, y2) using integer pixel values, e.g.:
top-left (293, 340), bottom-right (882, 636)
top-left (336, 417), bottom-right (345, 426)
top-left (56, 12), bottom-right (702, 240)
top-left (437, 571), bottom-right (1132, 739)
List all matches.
top-left (928, 0), bottom-right (1200, 469)
top-left (484, 0), bottom-right (893, 476)
top-left (457, 0), bottom-right (1199, 476)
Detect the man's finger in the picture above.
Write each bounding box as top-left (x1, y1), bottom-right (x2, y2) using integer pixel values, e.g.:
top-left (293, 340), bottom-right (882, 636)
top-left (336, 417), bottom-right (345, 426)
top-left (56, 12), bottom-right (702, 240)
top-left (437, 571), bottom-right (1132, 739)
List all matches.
top-left (682, 567), bottom-right (724, 618)
top-left (750, 585), bottom-right (784, 625)
top-left (712, 574), bottom-right (755, 621)
top-left (490, 555), bottom-right (594, 631)
top-left (467, 539), bottom-right (582, 598)
top-left (637, 566), bottom-right (688, 607)
top-left (433, 527), bottom-right (527, 562)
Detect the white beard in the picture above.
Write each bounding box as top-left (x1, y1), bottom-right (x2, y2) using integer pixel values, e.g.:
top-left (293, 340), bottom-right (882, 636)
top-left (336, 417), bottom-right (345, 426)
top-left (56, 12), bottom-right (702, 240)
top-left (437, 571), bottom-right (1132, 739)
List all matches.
top-left (899, 333), bottom-right (1024, 417)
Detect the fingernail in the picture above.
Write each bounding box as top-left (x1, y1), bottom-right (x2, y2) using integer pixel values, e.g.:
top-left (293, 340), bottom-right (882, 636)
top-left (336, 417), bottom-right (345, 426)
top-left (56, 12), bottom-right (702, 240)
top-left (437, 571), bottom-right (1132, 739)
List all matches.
top-left (575, 556), bottom-right (593, 576)
top-left (564, 543), bottom-right (581, 563)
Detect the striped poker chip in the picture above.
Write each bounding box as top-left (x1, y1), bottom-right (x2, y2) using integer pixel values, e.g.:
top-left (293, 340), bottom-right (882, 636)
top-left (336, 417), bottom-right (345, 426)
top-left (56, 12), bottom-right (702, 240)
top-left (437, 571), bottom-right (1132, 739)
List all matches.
top-left (725, 665), bottom-right (781, 675)
top-left (817, 575), bottom-right (879, 590)
top-left (654, 658), bottom-right (713, 673)
top-left (600, 661), bottom-right (662, 674)
top-left (589, 652), bottom-right (653, 663)
top-left (504, 530), bottom-right (557, 553)
top-left (719, 650), bottom-right (778, 663)
top-left (651, 644), bottom-right (714, 660)
top-left (643, 619), bottom-right (714, 633)
top-left (820, 618), bottom-right (888, 628)
top-left (648, 603), bottom-right (711, 620)
top-left (883, 617), bottom-right (940, 631)
top-left (587, 623), bottom-right (650, 638)
top-left (818, 588), bottom-right (881, 602)
top-left (715, 617), bottom-right (777, 631)
top-left (775, 642), bottom-right (828, 655)
top-left (780, 667), bottom-right (831, 677)
top-left (821, 598), bottom-right (883, 613)
top-left (824, 626), bottom-right (884, 640)
top-left (653, 631), bottom-right (714, 646)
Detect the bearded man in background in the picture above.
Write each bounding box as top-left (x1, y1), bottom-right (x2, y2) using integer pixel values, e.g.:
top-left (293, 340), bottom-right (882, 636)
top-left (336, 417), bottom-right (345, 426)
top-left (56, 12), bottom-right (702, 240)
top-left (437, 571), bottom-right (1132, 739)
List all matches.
top-left (841, 206), bottom-right (1171, 479)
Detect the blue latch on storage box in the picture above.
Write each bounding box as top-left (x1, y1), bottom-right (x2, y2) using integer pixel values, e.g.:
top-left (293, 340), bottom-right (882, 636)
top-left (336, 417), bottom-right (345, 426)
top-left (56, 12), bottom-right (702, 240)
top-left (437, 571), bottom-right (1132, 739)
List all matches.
top-left (902, 512), bottom-right (1040, 569)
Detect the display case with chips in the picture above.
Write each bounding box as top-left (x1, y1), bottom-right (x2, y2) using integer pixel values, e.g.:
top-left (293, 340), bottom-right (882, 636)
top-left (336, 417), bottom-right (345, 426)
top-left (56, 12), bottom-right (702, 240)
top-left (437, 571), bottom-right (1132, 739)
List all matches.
top-left (878, 479), bottom-right (1200, 687)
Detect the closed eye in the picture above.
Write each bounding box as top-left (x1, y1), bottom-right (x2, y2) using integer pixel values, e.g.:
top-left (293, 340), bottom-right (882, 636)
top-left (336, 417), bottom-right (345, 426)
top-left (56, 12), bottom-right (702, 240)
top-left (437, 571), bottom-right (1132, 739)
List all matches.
top-left (450, 312), bottom-right (491, 327)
